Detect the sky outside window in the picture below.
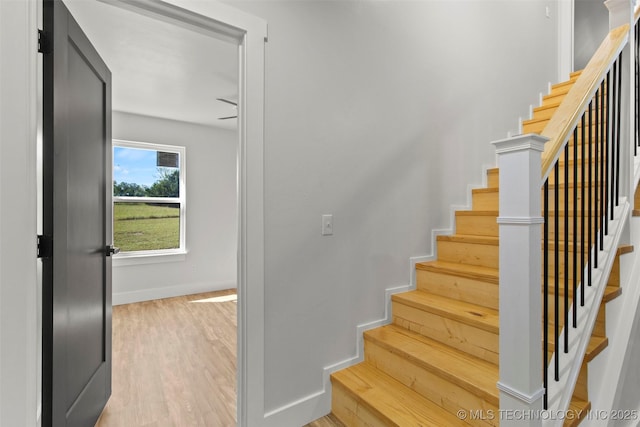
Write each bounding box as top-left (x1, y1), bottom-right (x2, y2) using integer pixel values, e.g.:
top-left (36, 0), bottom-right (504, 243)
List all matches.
top-left (113, 146), bottom-right (160, 187)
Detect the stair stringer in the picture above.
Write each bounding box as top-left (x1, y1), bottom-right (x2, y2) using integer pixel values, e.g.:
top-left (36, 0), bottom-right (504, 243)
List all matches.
top-left (543, 199), bottom-right (630, 426)
top-left (588, 215), bottom-right (640, 427)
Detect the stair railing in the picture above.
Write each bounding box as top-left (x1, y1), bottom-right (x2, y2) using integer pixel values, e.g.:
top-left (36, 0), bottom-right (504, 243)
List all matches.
top-left (540, 35), bottom-right (625, 412)
top-left (493, 1), bottom-right (636, 425)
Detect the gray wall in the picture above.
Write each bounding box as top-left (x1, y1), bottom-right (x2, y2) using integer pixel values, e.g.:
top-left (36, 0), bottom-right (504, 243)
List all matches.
top-left (227, 0), bottom-right (559, 416)
top-left (574, 0), bottom-right (610, 70)
top-left (111, 112), bottom-right (238, 304)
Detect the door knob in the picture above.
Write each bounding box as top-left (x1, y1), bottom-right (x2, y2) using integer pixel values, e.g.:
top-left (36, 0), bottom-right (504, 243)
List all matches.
top-left (106, 245), bottom-right (120, 256)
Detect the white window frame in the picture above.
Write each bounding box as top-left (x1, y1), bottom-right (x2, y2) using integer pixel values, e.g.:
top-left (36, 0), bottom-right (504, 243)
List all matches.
top-left (112, 139), bottom-right (187, 259)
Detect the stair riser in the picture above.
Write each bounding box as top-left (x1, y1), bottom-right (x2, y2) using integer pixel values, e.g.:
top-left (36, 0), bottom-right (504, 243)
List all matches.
top-left (547, 166), bottom-right (609, 186)
top-left (608, 256), bottom-right (621, 287)
top-left (487, 170), bottom-right (499, 188)
top-left (526, 114), bottom-right (607, 135)
top-left (472, 191), bottom-right (498, 210)
top-left (545, 251), bottom-right (595, 277)
top-left (437, 240), bottom-right (498, 269)
top-left (455, 214), bottom-right (498, 237)
top-left (593, 305), bottom-right (607, 337)
top-left (392, 302), bottom-right (499, 364)
top-left (417, 269), bottom-right (498, 310)
top-left (541, 143), bottom-right (605, 164)
top-left (549, 84), bottom-right (573, 97)
top-left (573, 362), bottom-right (590, 404)
top-left (364, 340), bottom-right (498, 427)
top-left (542, 190), bottom-right (602, 211)
top-left (545, 215), bottom-right (603, 237)
top-left (532, 106), bottom-right (559, 121)
top-left (332, 383), bottom-right (391, 427)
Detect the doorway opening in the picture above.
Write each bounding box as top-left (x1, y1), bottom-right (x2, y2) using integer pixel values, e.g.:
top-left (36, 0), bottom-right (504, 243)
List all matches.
top-left (70, 0), bottom-right (239, 421)
top-left (37, 0), bottom-right (266, 425)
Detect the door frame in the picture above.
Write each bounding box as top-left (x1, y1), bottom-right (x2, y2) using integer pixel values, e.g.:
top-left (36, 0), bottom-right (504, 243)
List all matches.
top-left (0, 1), bottom-right (266, 426)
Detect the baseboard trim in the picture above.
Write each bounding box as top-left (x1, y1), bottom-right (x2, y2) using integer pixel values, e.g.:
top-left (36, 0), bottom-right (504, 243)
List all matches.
top-left (112, 280), bottom-right (236, 305)
top-left (263, 281), bottom-right (413, 426)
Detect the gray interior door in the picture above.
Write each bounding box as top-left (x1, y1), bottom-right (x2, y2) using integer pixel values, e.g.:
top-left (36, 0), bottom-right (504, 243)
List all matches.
top-left (42, 0), bottom-right (113, 425)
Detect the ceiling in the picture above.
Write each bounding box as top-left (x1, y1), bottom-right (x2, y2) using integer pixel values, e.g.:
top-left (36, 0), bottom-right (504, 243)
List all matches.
top-left (64, 0), bottom-right (239, 130)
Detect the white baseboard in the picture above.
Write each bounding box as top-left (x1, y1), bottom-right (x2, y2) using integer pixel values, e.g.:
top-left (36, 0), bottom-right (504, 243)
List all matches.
top-left (263, 282), bottom-right (414, 426)
top-left (112, 280), bottom-right (236, 305)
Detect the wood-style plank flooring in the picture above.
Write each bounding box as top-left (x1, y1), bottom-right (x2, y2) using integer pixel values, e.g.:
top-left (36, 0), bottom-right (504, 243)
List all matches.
top-left (96, 290), bottom-right (343, 427)
top-left (96, 290), bottom-right (238, 427)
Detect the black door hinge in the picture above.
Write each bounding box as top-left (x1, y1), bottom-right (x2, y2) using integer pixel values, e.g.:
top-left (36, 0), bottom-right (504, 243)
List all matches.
top-left (38, 30), bottom-right (48, 54)
top-left (37, 235), bottom-right (52, 259)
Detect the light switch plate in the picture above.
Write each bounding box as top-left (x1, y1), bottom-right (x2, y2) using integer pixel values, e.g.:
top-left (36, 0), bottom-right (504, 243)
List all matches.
top-left (322, 214), bottom-right (333, 236)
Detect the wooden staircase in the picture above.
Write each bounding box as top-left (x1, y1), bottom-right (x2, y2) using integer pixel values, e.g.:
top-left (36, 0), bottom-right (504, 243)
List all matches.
top-left (330, 71), bottom-right (633, 426)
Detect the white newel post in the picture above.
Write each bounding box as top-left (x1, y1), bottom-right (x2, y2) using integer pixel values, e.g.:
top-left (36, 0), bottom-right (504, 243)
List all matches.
top-left (493, 134), bottom-right (549, 426)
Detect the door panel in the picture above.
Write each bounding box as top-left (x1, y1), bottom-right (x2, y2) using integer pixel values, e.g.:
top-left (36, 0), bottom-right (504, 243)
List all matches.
top-left (42, 1), bottom-right (112, 426)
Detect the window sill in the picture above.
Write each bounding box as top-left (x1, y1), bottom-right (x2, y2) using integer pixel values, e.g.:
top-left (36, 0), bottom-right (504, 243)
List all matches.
top-left (112, 250), bottom-right (187, 267)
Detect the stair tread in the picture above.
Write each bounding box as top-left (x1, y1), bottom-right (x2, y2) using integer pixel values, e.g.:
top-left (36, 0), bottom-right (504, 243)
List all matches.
top-left (547, 334), bottom-right (607, 358)
top-left (603, 285), bottom-right (622, 302)
top-left (546, 285), bottom-right (622, 302)
top-left (586, 335), bottom-right (608, 362)
top-left (555, 74), bottom-right (580, 87)
top-left (331, 362), bottom-right (469, 427)
top-left (523, 116), bottom-right (551, 126)
top-left (365, 324), bottom-right (499, 405)
top-left (547, 335), bottom-right (608, 362)
top-left (417, 260), bottom-right (498, 284)
top-left (546, 181), bottom-right (605, 189)
top-left (455, 210), bottom-right (498, 217)
top-left (392, 290), bottom-right (499, 333)
top-left (437, 234), bottom-right (498, 245)
top-left (618, 244), bottom-right (634, 255)
top-left (535, 100), bottom-right (561, 113)
top-left (473, 187), bottom-right (498, 194)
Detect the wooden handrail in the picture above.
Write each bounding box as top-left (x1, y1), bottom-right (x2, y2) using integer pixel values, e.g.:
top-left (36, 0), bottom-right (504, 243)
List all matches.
top-left (540, 24), bottom-right (629, 179)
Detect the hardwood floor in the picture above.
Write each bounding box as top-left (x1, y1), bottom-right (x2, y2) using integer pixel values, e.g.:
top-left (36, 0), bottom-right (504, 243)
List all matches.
top-left (304, 414), bottom-right (345, 427)
top-left (96, 289), bottom-right (341, 427)
top-left (96, 290), bottom-right (237, 427)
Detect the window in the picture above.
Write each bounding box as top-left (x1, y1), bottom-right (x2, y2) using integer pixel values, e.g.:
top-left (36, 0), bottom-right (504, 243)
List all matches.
top-left (112, 140), bottom-right (186, 256)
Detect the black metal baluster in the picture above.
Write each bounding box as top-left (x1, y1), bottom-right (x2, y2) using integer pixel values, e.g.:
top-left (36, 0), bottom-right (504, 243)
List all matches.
top-left (544, 179), bottom-right (549, 409)
top-left (611, 61), bottom-right (617, 217)
top-left (573, 127), bottom-right (578, 328)
top-left (581, 114), bottom-right (586, 306)
top-left (600, 81), bottom-right (606, 246)
top-left (636, 24), bottom-right (639, 155)
top-left (636, 24), bottom-right (639, 154)
top-left (554, 162), bottom-right (560, 380)
top-left (588, 101), bottom-right (593, 287)
top-left (606, 71), bottom-right (611, 232)
top-left (595, 89), bottom-right (600, 256)
top-left (616, 54), bottom-right (622, 206)
top-left (564, 144), bottom-right (569, 352)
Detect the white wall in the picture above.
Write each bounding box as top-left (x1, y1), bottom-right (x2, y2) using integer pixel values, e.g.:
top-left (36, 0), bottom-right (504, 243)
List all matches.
top-left (111, 112), bottom-right (237, 304)
top-left (0, 1), bottom-right (563, 425)
top-left (574, 0), bottom-right (609, 70)
top-left (0, 1), bottom-right (39, 426)
top-left (226, 0), bottom-right (560, 419)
